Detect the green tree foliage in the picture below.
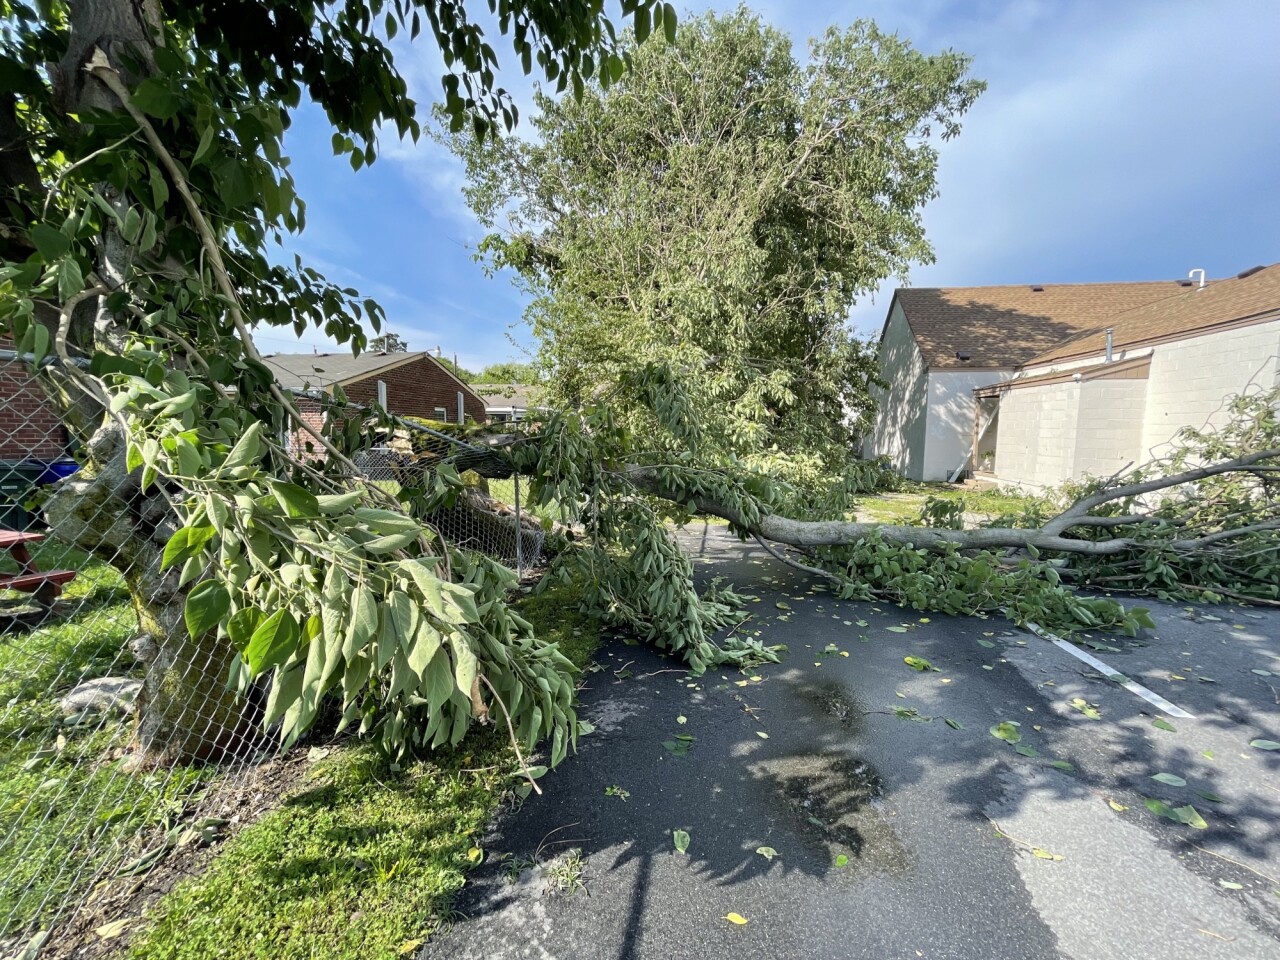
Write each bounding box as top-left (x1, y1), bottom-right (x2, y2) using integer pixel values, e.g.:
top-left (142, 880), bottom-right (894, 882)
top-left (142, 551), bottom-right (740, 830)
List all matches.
top-left (0, 0), bottom-right (680, 763)
top-left (369, 333), bottom-right (409, 353)
top-left (474, 360), bottom-right (539, 384)
top-left (452, 7), bottom-right (984, 481)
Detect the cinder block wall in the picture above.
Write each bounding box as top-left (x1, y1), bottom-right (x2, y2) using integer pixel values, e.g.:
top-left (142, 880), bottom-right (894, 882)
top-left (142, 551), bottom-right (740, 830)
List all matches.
top-left (1140, 319), bottom-right (1280, 458)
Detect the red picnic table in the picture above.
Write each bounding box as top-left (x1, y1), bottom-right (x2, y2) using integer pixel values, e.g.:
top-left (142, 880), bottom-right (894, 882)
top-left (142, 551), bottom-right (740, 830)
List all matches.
top-left (0, 530), bottom-right (77, 609)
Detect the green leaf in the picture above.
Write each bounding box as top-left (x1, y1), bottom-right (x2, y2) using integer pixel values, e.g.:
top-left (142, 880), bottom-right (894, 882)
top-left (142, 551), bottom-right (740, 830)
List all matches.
top-left (449, 635), bottom-right (478, 697)
top-left (634, 5), bottom-right (651, 42)
top-left (1069, 697), bottom-right (1101, 720)
top-left (1152, 718), bottom-right (1176, 732)
top-left (422, 650), bottom-right (454, 713)
top-left (944, 718), bottom-right (963, 730)
top-left (755, 846), bottom-right (777, 861)
top-left (1049, 760), bottom-right (1075, 772)
top-left (903, 656), bottom-right (939, 672)
top-left (58, 257), bottom-right (83, 303)
top-left (343, 584), bottom-right (379, 660)
top-left (1172, 804), bottom-right (1208, 829)
top-left (184, 580), bottom-right (230, 639)
top-left (270, 481), bottom-right (319, 518)
top-left (221, 421), bottom-right (263, 470)
top-left (1151, 773), bottom-right (1186, 787)
top-left (834, 854), bottom-right (849, 868)
top-left (227, 608), bottom-right (262, 651)
top-left (672, 829), bottom-right (690, 854)
top-left (245, 609), bottom-right (300, 676)
top-left (1014, 744), bottom-right (1040, 758)
top-left (161, 527), bottom-right (192, 570)
top-left (662, 3), bottom-right (677, 43)
top-left (193, 124), bottom-right (217, 165)
top-left (990, 721), bottom-right (1022, 744)
top-left (1250, 739), bottom-right (1280, 751)
top-left (30, 223), bottom-right (70, 260)
top-left (886, 626), bottom-right (908, 633)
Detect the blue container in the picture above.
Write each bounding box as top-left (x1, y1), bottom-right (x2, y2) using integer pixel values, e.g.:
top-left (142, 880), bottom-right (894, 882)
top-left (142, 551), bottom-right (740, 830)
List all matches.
top-left (36, 459), bottom-right (80, 485)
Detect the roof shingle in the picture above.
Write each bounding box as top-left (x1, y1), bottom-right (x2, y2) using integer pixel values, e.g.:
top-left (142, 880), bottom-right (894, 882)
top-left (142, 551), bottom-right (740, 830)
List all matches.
top-left (1029, 263), bottom-right (1280, 364)
top-left (895, 281), bottom-right (1187, 369)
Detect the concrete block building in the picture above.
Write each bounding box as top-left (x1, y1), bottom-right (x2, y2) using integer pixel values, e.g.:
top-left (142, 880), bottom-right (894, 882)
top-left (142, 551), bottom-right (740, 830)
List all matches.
top-left (865, 264), bottom-right (1280, 490)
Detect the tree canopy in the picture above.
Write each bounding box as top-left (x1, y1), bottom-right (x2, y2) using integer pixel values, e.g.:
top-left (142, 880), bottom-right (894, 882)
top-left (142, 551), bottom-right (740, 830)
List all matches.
top-left (453, 7), bottom-right (984, 481)
top-left (0, 0), bottom-right (1274, 789)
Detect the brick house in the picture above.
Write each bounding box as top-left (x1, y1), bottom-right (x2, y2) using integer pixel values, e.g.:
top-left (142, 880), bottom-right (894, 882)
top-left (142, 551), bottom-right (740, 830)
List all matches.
top-left (0, 348), bottom-right (71, 463)
top-left (865, 263), bottom-right (1280, 490)
top-left (266, 351), bottom-right (486, 457)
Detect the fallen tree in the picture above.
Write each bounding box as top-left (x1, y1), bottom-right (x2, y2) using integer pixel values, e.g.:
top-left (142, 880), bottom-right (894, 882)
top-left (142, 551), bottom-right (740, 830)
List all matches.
top-left (2, 0), bottom-right (1275, 778)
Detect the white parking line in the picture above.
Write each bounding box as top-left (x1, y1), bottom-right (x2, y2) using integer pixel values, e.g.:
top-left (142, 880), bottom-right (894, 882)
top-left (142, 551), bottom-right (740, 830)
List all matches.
top-left (1025, 622), bottom-right (1196, 720)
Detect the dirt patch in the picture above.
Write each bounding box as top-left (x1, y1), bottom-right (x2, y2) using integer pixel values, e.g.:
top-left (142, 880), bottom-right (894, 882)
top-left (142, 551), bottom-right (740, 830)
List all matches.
top-left (41, 750), bottom-right (315, 960)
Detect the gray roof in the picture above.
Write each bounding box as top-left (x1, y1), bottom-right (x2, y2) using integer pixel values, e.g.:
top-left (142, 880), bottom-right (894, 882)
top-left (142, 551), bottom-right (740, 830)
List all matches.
top-left (265, 351), bottom-right (431, 391)
top-left (473, 383), bottom-right (542, 409)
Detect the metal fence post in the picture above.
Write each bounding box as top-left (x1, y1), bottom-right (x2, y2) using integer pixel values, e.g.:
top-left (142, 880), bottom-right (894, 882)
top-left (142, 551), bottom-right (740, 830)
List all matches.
top-left (514, 470), bottom-right (523, 577)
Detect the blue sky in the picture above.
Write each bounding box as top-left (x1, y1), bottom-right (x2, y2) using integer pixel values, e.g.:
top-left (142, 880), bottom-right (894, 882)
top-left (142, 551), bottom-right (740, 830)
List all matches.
top-left (262, 0), bottom-right (1280, 368)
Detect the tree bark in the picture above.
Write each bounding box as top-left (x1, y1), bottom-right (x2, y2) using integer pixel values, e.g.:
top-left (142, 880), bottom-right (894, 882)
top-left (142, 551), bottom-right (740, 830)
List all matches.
top-left (619, 451), bottom-right (1280, 558)
top-left (21, 0), bottom-right (259, 765)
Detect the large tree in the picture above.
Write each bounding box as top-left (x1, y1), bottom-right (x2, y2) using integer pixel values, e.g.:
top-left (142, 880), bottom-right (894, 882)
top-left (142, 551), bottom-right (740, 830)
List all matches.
top-left (453, 8), bottom-right (984, 479)
top-left (1, 0), bottom-right (1274, 786)
top-left (0, 0), bottom-right (681, 766)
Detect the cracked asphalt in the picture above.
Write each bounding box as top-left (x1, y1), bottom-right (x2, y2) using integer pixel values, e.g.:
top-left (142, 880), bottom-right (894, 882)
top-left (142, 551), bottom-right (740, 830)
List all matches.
top-left (426, 525), bottom-right (1280, 960)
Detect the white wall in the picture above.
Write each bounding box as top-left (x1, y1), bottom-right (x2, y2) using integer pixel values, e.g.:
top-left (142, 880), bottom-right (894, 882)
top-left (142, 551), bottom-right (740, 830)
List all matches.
top-left (923, 369), bottom-right (1014, 481)
top-left (1073, 379), bottom-right (1148, 479)
top-left (993, 381), bottom-right (1080, 492)
top-left (865, 302), bottom-right (929, 479)
top-left (1140, 318), bottom-right (1280, 458)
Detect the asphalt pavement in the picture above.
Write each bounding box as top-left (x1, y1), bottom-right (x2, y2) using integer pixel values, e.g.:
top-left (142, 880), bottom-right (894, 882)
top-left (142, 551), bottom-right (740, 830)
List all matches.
top-left (426, 525), bottom-right (1280, 960)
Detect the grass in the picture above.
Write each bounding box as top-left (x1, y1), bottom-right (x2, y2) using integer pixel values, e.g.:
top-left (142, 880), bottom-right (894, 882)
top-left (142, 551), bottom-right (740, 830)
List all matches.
top-left (0, 543), bottom-right (221, 936)
top-left (128, 580), bottom-right (602, 960)
top-left (853, 481), bottom-right (1046, 525)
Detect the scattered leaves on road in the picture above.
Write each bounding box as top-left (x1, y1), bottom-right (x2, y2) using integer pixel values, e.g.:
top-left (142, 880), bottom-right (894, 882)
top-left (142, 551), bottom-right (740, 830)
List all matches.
top-left (903, 656), bottom-right (940, 672)
top-left (1152, 718), bottom-right (1176, 732)
top-left (1151, 773), bottom-right (1187, 787)
top-left (755, 846), bottom-right (778, 861)
top-left (673, 829), bottom-right (690, 854)
top-left (834, 854), bottom-right (849, 868)
top-left (990, 721), bottom-right (1022, 743)
top-left (724, 912), bottom-right (749, 925)
top-left (1144, 797), bottom-right (1208, 828)
top-left (1070, 698), bottom-right (1101, 720)
top-left (1250, 739), bottom-right (1280, 751)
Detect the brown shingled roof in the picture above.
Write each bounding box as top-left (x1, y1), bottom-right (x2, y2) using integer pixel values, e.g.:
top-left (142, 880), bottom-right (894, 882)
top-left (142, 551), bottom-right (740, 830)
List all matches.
top-left (1029, 263), bottom-right (1280, 364)
top-left (895, 281), bottom-right (1186, 369)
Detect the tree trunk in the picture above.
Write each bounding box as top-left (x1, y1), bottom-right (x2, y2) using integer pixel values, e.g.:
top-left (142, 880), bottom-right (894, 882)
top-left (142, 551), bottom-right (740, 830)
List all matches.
top-left (39, 416), bottom-right (261, 765)
top-left (21, 0), bottom-right (259, 765)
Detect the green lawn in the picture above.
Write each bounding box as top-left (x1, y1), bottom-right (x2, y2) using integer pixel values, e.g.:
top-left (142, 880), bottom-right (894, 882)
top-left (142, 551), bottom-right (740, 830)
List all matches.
top-left (0, 543), bottom-right (217, 937)
top-left (128, 582), bottom-right (601, 960)
top-left (853, 481), bottom-right (1047, 525)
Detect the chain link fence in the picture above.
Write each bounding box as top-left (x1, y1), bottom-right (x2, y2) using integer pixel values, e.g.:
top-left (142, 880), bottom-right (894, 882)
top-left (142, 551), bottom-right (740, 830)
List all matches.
top-left (0, 353), bottom-right (542, 956)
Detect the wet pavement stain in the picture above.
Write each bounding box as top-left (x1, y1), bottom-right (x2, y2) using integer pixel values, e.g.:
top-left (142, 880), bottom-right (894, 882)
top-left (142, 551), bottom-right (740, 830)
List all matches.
top-left (752, 751), bottom-right (911, 876)
top-left (795, 678), bottom-right (869, 732)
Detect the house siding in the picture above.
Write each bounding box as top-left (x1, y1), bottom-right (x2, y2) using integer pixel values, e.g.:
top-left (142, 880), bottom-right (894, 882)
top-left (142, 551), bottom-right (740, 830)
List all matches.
top-left (923, 369), bottom-right (1015, 481)
top-left (865, 302), bottom-right (929, 480)
top-left (341, 356), bottom-right (486, 424)
top-left (1139, 318), bottom-right (1280, 458)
